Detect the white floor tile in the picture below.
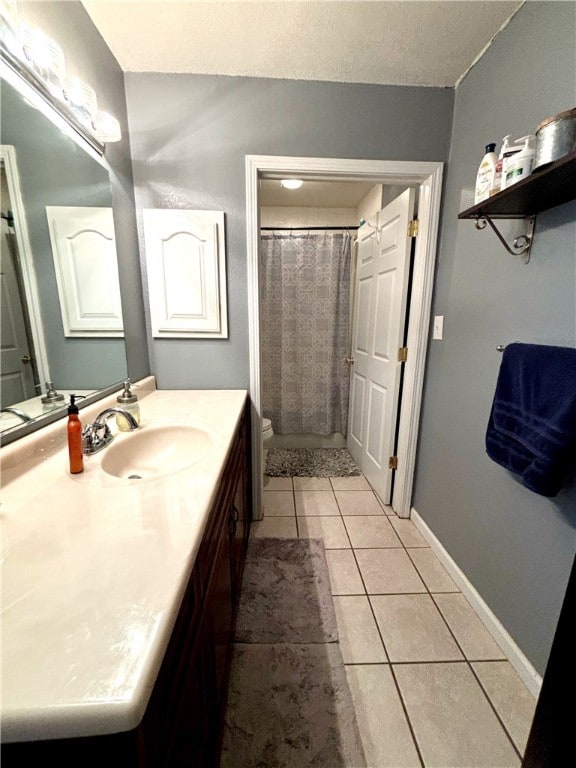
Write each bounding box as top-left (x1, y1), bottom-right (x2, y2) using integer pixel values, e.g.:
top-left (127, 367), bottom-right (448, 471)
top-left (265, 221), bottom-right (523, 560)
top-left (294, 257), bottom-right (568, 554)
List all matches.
top-left (394, 662), bottom-right (520, 767)
top-left (295, 490), bottom-right (340, 516)
top-left (371, 594), bottom-right (463, 662)
top-left (407, 547), bottom-right (458, 592)
top-left (250, 517), bottom-right (297, 539)
top-left (343, 516), bottom-right (402, 549)
top-left (263, 490), bottom-right (295, 517)
top-left (346, 664), bottom-right (421, 768)
top-left (330, 475), bottom-right (371, 491)
top-left (263, 475), bottom-right (293, 491)
top-left (325, 549), bottom-right (365, 595)
top-left (335, 490), bottom-right (385, 515)
top-left (333, 596), bottom-right (387, 663)
top-left (355, 549), bottom-right (426, 594)
top-left (472, 661), bottom-right (537, 755)
top-left (293, 476), bottom-right (332, 490)
top-left (434, 593), bottom-right (506, 660)
top-left (389, 517), bottom-right (429, 547)
top-left (297, 516), bottom-right (350, 548)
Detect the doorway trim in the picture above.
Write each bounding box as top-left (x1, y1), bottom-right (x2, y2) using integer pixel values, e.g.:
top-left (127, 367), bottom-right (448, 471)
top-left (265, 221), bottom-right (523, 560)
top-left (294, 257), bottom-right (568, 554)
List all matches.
top-left (1, 144), bottom-right (50, 388)
top-left (246, 155), bottom-right (443, 520)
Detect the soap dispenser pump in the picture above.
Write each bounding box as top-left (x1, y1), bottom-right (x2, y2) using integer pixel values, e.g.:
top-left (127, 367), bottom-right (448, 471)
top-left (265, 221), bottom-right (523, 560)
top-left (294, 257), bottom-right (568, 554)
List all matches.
top-left (41, 381), bottom-right (65, 411)
top-left (67, 395), bottom-right (84, 474)
top-left (116, 380), bottom-right (140, 432)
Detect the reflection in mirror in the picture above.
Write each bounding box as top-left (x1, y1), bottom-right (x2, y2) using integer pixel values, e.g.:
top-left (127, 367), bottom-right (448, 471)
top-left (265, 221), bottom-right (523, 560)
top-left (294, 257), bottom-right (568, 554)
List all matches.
top-left (0, 72), bottom-right (128, 439)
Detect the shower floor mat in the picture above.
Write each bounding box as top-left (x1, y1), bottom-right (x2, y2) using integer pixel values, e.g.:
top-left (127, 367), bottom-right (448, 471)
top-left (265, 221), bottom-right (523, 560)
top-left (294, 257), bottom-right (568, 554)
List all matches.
top-left (265, 447), bottom-right (361, 477)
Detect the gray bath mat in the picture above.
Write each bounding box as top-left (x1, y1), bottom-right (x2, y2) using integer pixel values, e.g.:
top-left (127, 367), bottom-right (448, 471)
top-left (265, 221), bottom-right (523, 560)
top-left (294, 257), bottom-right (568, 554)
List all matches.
top-left (235, 538), bottom-right (338, 643)
top-left (265, 447), bottom-right (361, 477)
top-left (220, 643), bottom-right (367, 768)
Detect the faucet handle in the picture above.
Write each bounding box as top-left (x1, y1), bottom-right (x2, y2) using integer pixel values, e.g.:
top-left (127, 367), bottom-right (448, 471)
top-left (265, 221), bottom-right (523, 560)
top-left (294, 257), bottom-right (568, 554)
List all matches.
top-left (81, 421), bottom-right (112, 455)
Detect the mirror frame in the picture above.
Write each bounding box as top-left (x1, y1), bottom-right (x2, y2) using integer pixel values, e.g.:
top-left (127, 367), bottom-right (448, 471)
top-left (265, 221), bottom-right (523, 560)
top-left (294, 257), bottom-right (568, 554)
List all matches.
top-left (0, 53), bottom-right (127, 447)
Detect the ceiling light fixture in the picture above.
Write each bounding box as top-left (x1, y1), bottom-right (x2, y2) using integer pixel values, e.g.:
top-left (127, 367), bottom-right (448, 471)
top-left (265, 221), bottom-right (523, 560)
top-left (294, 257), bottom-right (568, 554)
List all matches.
top-left (280, 179), bottom-right (303, 190)
top-left (0, 0), bottom-right (122, 153)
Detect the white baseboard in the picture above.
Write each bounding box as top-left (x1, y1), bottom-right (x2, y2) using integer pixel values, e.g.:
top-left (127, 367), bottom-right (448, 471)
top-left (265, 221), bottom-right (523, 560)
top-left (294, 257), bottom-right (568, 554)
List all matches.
top-left (410, 507), bottom-right (542, 698)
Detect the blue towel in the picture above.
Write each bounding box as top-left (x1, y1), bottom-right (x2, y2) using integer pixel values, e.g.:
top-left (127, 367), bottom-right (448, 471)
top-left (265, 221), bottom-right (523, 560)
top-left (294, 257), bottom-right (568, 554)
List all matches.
top-left (485, 343), bottom-right (576, 497)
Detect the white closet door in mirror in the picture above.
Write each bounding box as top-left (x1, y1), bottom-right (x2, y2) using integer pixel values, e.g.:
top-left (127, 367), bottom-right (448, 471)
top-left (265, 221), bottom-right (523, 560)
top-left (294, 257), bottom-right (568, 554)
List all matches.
top-left (45, 206), bottom-right (123, 337)
top-left (142, 209), bottom-right (228, 339)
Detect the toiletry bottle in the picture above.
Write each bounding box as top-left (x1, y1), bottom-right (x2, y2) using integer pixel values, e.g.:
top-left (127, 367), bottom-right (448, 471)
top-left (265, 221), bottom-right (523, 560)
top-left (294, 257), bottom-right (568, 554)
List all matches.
top-left (491, 135), bottom-right (511, 195)
top-left (67, 395), bottom-right (84, 474)
top-left (504, 135), bottom-right (535, 188)
top-left (474, 143), bottom-right (498, 204)
top-left (500, 140), bottom-right (522, 191)
top-left (116, 379), bottom-right (140, 431)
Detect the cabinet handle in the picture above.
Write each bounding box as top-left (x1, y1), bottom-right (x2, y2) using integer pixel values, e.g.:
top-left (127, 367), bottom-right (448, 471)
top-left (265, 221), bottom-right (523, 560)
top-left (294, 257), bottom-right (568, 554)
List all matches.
top-left (231, 505), bottom-right (240, 523)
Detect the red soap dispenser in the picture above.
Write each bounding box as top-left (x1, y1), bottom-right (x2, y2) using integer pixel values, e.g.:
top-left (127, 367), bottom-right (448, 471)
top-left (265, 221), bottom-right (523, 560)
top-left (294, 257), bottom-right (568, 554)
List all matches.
top-left (67, 395), bottom-right (84, 474)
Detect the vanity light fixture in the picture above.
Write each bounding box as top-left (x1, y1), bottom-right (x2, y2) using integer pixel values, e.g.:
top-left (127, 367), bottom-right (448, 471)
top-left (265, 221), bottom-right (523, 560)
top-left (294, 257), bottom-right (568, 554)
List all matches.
top-left (0, 0), bottom-right (122, 154)
top-left (280, 179), bottom-right (304, 190)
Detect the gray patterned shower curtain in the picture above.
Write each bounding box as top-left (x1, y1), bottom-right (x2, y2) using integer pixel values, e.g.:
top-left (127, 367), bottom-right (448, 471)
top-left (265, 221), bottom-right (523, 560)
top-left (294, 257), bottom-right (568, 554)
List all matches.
top-left (260, 231), bottom-right (351, 436)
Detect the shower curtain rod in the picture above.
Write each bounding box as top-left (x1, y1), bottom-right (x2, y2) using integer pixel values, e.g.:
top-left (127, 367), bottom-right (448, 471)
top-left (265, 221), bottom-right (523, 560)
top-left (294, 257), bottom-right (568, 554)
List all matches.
top-left (260, 225), bottom-right (359, 231)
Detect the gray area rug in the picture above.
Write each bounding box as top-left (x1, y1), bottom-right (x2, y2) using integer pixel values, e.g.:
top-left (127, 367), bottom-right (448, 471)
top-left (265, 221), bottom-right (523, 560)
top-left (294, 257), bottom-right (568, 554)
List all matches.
top-left (235, 538), bottom-right (338, 643)
top-left (221, 538), bottom-right (366, 768)
top-left (265, 448), bottom-right (361, 477)
top-left (220, 643), bottom-right (367, 768)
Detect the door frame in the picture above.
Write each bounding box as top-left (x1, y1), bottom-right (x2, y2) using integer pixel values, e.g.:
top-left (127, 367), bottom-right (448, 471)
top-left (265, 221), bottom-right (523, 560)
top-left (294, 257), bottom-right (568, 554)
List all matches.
top-left (1, 144), bottom-right (50, 388)
top-left (246, 155), bottom-right (444, 519)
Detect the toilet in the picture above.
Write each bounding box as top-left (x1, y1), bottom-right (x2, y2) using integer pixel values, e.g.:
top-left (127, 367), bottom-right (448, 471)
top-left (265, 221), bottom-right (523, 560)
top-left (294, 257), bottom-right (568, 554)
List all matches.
top-left (262, 417), bottom-right (274, 442)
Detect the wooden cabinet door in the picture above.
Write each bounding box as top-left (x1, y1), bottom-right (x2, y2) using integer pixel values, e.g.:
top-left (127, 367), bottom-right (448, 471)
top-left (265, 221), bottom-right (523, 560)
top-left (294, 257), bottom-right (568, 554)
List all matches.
top-left (208, 519), bottom-right (234, 714)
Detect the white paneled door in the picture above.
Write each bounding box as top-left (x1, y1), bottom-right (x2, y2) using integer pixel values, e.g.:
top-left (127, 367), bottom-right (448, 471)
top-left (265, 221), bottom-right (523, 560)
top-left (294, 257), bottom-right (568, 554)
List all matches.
top-left (347, 188), bottom-right (416, 505)
top-left (142, 209), bottom-right (228, 339)
top-left (45, 206), bottom-right (123, 337)
top-left (1, 230), bottom-right (36, 404)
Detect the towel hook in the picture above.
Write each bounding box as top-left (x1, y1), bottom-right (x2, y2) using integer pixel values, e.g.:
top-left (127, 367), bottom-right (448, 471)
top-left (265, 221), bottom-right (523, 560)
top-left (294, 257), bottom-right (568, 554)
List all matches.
top-left (496, 340), bottom-right (521, 352)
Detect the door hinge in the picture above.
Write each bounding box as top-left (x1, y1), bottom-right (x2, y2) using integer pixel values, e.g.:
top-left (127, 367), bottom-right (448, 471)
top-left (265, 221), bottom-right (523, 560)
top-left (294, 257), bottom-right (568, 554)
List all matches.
top-left (345, 357), bottom-right (355, 365)
top-left (388, 456), bottom-right (398, 470)
top-left (397, 347), bottom-right (408, 363)
top-left (408, 219), bottom-right (419, 238)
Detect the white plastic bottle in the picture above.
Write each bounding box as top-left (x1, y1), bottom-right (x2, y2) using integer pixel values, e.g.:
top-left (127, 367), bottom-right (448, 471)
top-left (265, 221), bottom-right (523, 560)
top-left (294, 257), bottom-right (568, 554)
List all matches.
top-left (474, 143), bottom-right (498, 204)
top-left (504, 135), bottom-right (535, 188)
top-left (500, 140), bottom-right (523, 191)
top-left (491, 135), bottom-right (512, 195)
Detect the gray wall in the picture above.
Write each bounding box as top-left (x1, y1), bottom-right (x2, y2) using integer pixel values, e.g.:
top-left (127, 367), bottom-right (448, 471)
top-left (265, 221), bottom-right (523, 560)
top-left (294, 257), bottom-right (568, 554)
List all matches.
top-left (413, 1), bottom-right (576, 674)
top-left (125, 74), bottom-right (454, 388)
top-left (19, 1), bottom-right (149, 382)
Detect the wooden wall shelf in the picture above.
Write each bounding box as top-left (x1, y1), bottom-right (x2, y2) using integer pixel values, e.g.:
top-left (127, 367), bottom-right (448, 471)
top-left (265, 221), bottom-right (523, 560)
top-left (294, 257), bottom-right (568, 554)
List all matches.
top-left (459, 148), bottom-right (576, 220)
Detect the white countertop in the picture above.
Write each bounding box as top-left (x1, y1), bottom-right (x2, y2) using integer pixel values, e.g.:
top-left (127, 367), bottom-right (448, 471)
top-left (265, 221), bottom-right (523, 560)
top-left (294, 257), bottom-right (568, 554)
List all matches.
top-left (0, 380), bottom-right (248, 743)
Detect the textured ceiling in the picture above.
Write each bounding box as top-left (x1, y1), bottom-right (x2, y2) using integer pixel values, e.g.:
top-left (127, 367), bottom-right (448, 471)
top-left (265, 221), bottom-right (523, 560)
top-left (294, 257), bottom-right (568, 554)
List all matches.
top-left (82, 1), bottom-right (523, 87)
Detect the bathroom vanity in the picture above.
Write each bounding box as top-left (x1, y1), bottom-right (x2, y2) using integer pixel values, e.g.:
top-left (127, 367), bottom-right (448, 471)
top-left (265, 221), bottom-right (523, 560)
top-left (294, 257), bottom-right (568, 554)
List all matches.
top-left (1, 382), bottom-right (252, 767)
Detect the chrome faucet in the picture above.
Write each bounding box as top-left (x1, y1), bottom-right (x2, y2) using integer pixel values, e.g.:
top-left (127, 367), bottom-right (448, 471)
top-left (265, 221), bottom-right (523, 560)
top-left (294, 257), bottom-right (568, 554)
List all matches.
top-left (82, 407), bottom-right (139, 455)
top-left (0, 406), bottom-right (33, 423)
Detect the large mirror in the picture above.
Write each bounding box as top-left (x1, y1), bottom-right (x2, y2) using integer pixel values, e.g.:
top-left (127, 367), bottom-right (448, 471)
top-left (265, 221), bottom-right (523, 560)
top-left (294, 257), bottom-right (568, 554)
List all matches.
top-left (0, 71), bottom-right (128, 439)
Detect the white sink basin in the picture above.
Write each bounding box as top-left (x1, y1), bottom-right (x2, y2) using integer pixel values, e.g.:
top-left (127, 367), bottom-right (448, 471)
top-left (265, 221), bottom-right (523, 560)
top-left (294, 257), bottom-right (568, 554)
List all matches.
top-left (100, 424), bottom-right (213, 480)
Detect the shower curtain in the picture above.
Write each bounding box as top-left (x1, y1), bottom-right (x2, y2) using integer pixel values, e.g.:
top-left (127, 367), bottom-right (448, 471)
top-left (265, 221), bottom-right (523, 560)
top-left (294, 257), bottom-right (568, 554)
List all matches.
top-left (261, 230), bottom-right (351, 436)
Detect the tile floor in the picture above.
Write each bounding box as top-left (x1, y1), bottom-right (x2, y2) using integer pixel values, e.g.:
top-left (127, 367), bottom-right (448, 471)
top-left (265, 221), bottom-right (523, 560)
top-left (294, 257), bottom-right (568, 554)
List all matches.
top-left (252, 473), bottom-right (538, 768)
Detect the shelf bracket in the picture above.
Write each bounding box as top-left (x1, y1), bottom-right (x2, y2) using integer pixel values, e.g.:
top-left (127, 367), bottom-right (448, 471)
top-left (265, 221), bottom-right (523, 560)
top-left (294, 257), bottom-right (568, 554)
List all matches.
top-left (474, 215), bottom-right (535, 264)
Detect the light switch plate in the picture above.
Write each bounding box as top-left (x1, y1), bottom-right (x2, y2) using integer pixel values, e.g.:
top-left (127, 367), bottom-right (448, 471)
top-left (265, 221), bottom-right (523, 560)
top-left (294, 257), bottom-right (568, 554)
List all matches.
top-left (433, 315), bottom-right (444, 340)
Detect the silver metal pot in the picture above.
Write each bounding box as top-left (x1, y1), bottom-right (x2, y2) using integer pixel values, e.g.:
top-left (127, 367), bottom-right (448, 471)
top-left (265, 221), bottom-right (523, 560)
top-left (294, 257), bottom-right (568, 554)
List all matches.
top-left (534, 107), bottom-right (576, 171)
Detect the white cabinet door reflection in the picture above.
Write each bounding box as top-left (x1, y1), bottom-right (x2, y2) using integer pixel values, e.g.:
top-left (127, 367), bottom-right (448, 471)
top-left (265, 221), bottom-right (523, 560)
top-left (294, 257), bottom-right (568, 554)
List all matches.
top-left (46, 206), bottom-right (124, 337)
top-left (142, 209), bottom-right (228, 339)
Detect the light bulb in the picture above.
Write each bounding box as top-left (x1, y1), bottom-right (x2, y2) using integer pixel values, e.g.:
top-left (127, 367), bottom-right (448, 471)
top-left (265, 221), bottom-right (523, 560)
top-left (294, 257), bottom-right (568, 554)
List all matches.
top-left (64, 76), bottom-right (97, 128)
top-left (280, 179), bottom-right (304, 190)
top-left (20, 24), bottom-right (66, 99)
top-left (94, 110), bottom-right (122, 143)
